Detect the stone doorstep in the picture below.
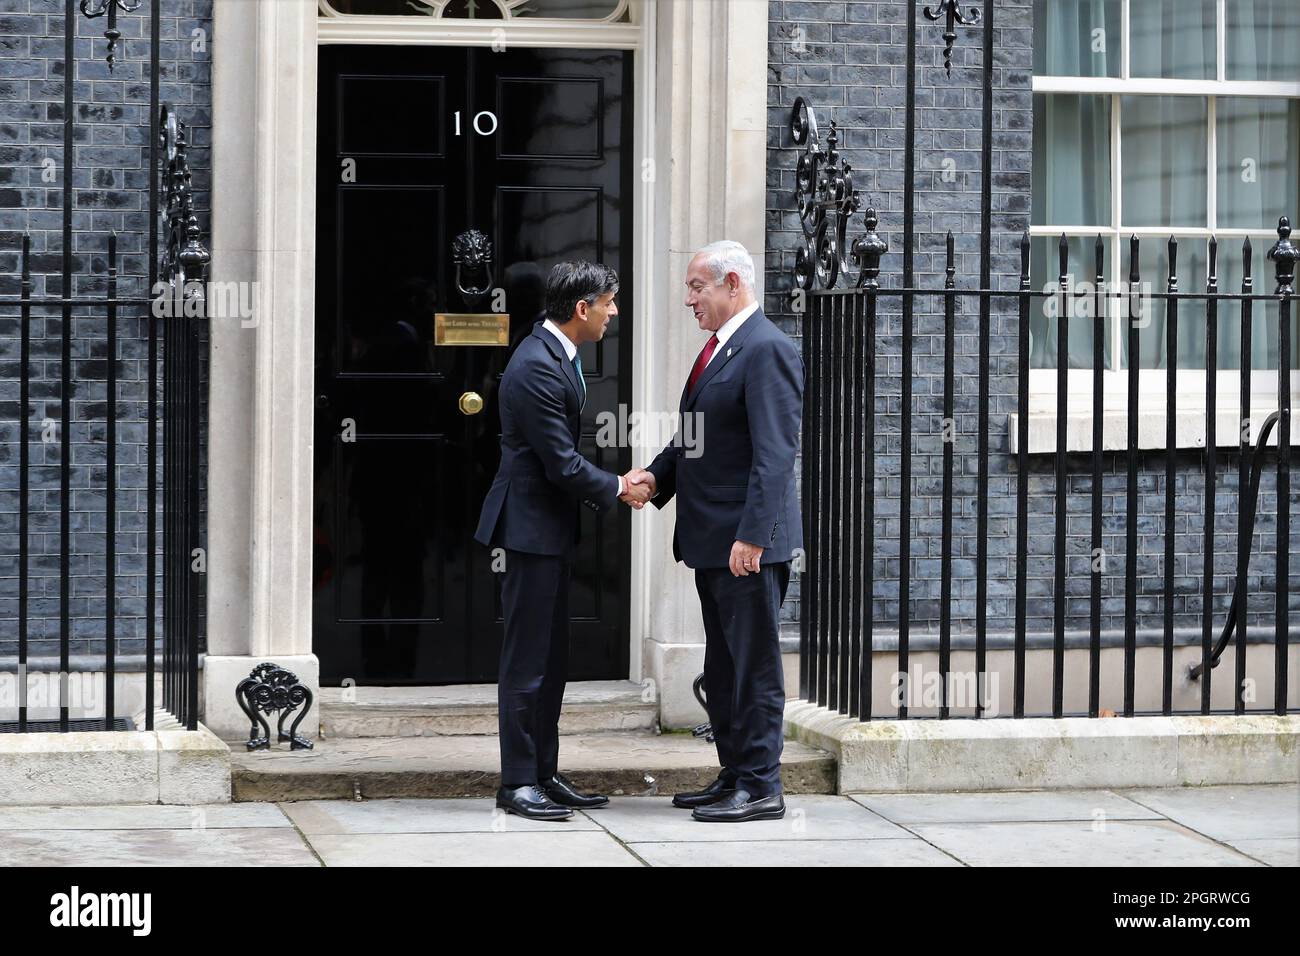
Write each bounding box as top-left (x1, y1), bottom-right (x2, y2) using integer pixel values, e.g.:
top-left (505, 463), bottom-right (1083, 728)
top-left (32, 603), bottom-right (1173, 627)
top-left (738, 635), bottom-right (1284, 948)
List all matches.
top-left (316, 680), bottom-right (660, 739)
top-left (229, 732), bottom-right (837, 802)
top-left (785, 700), bottom-right (1300, 793)
top-left (0, 722), bottom-right (232, 807)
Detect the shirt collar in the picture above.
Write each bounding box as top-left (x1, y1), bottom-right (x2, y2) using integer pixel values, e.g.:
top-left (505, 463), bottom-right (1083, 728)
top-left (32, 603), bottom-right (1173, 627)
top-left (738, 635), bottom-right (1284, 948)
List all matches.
top-left (714, 301), bottom-right (759, 348)
top-left (541, 318), bottom-right (578, 360)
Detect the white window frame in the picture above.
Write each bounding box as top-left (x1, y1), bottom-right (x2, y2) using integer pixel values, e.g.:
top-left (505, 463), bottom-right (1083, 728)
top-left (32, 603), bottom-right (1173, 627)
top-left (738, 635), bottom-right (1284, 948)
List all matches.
top-left (1015, 0), bottom-right (1300, 454)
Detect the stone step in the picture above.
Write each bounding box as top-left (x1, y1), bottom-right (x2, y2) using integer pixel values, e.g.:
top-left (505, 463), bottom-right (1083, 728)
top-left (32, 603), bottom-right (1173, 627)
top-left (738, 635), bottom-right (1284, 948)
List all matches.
top-left (230, 732), bottom-right (837, 802)
top-left (317, 681), bottom-right (659, 738)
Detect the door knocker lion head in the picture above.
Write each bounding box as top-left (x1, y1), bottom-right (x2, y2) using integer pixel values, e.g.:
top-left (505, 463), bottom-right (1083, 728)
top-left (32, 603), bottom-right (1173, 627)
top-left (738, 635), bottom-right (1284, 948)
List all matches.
top-left (452, 229), bottom-right (495, 300)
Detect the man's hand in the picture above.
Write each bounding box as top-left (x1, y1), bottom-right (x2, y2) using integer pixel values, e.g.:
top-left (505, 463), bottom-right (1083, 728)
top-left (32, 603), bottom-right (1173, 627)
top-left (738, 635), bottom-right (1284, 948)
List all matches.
top-left (729, 539), bottom-right (764, 576)
top-left (619, 468), bottom-right (656, 509)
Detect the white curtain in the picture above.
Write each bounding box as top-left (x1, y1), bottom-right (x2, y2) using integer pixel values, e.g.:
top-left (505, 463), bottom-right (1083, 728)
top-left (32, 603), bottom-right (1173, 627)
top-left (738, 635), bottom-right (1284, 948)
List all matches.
top-left (1033, 0), bottom-right (1120, 77)
top-left (1129, 0), bottom-right (1216, 79)
top-left (1226, 0), bottom-right (1300, 82)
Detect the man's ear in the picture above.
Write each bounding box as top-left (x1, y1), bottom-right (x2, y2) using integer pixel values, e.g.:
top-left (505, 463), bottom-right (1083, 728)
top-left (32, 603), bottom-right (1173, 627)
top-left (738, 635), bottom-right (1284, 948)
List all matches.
top-left (574, 299), bottom-right (589, 322)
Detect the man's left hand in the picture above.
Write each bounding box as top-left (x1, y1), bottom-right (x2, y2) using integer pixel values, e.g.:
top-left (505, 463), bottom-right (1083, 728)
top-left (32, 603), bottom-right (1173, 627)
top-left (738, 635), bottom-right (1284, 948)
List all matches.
top-left (729, 540), bottom-right (764, 577)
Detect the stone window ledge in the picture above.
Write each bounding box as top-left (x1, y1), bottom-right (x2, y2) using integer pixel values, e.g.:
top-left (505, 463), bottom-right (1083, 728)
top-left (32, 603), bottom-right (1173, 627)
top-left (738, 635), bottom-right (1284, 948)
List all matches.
top-left (1008, 408), bottom-right (1290, 455)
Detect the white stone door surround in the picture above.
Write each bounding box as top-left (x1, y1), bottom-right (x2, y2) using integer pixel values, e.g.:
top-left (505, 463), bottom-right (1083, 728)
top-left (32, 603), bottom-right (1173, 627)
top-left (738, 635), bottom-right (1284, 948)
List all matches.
top-left (206, 0), bottom-right (769, 736)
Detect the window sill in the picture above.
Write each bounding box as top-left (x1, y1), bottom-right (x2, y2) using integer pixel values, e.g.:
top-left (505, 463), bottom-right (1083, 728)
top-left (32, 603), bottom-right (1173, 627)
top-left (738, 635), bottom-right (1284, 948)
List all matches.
top-left (1007, 408), bottom-right (1287, 455)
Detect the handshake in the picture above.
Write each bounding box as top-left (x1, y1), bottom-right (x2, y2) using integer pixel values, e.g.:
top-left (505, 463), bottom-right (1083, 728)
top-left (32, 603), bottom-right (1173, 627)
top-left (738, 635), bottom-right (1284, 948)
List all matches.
top-left (619, 468), bottom-right (657, 510)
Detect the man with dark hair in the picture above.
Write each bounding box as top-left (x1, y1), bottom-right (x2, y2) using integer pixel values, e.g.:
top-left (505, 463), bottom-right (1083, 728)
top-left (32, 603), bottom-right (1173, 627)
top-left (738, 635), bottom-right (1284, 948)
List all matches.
top-left (475, 260), bottom-right (651, 820)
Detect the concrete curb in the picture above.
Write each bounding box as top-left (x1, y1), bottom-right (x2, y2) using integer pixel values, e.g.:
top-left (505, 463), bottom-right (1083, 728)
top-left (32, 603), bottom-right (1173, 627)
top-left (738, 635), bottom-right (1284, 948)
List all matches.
top-left (784, 700), bottom-right (1300, 792)
top-left (0, 724), bottom-right (232, 806)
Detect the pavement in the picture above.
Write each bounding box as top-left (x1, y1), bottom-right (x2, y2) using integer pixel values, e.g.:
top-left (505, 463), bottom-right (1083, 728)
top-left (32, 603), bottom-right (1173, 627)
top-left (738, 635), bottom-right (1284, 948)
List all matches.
top-left (0, 784), bottom-right (1293, 866)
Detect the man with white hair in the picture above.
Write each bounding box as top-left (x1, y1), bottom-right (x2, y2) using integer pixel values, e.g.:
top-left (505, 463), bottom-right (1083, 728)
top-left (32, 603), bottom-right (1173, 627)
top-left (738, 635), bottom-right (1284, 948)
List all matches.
top-left (624, 240), bottom-right (805, 822)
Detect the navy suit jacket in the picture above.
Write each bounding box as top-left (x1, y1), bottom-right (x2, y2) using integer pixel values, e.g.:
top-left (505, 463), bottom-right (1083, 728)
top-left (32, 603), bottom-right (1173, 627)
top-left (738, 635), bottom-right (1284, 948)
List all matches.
top-left (647, 308), bottom-right (805, 569)
top-left (474, 323), bottom-right (620, 556)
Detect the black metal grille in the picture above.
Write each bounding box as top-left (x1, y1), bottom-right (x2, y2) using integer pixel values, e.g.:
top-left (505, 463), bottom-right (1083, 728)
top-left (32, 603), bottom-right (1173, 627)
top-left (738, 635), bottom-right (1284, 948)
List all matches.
top-left (0, 718), bottom-right (134, 734)
top-left (0, 1), bottom-right (206, 732)
top-left (792, 0), bottom-right (1298, 721)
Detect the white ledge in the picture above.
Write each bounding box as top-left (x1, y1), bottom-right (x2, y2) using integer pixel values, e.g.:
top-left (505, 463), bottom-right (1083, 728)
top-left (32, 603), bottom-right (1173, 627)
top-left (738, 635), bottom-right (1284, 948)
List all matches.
top-left (1008, 408), bottom-right (1289, 455)
top-left (785, 702), bottom-right (1300, 792)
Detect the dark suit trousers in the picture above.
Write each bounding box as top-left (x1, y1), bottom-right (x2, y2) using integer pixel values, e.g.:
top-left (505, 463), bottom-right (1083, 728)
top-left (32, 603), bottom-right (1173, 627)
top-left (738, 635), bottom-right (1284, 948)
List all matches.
top-left (695, 561), bottom-right (791, 797)
top-left (498, 549), bottom-right (570, 786)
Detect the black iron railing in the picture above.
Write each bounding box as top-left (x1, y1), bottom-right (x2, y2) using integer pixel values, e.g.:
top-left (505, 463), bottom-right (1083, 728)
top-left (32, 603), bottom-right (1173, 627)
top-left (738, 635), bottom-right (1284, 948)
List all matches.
top-left (791, 0), bottom-right (1298, 721)
top-left (159, 107), bottom-right (209, 732)
top-left (0, 0), bottom-right (206, 732)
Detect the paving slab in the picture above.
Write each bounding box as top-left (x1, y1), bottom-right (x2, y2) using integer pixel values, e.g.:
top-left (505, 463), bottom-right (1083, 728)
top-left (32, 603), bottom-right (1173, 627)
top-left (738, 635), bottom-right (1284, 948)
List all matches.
top-left (629, 838), bottom-right (962, 867)
top-left (851, 789), bottom-right (1162, 825)
top-left (0, 803), bottom-right (290, 831)
top-left (1224, 838), bottom-right (1299, 867)
top-left (912, 820), bottom-right (1264, 867)
top-left (307, 830), bottom-right (641, 866)
top-left (5, 787), bottom-right (1293, 867)
top-left (1117, 784), bottom-right (1300, 841)
top-left (280, 797), bottom-right (603, 834)
top-left (0, 828), bottom-right (319, 867)
top-left (584, 795), bottom-right (911, 843)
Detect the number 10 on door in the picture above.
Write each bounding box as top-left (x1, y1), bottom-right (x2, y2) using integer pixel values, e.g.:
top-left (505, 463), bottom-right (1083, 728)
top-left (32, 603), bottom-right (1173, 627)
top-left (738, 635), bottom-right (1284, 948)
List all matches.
top-left (455, 111), bottom-right (498, 136)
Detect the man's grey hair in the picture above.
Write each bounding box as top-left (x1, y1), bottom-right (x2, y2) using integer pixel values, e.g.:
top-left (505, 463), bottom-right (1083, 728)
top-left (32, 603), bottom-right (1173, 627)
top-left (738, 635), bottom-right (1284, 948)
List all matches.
top-left (696, 240), bottom-right (756, 292)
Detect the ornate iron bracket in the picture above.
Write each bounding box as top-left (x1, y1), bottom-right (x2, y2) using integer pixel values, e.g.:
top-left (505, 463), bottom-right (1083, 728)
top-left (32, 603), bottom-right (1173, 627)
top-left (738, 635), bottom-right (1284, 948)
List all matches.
top-left (790, 97), bottom-right (866, 292)
top-left (924, 0), bottom-right (981, 77)
top-left (690, 673), bottom-right (714, 743)
top-left (79, 0), bottom-right (142, 73)
top-left (236, 663), bottom-right (315, 752)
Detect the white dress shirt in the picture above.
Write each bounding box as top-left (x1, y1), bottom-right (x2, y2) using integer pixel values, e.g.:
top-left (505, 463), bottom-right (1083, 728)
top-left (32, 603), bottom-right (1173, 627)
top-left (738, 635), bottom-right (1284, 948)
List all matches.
top-left (705, 300), bottom-right (759, 367)
top-left (541, 318), bottom-right (577, 360)
top-left (540, 318), bottom-right (623, 498)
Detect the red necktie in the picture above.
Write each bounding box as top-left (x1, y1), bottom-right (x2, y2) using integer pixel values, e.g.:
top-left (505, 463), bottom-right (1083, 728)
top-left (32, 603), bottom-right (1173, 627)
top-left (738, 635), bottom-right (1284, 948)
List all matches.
top-left (687, 333), bottom-right (720, 394)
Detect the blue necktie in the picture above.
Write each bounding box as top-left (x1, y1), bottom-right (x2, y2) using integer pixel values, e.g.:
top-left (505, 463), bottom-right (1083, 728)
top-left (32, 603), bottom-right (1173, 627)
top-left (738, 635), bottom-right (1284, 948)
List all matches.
top-left (572, 353), bottom-right (586, 409)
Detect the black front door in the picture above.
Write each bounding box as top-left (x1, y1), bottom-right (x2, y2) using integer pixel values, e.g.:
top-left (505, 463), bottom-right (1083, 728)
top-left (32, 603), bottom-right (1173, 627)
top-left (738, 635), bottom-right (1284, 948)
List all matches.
top-left (314, 44), bottom-right (633, 686)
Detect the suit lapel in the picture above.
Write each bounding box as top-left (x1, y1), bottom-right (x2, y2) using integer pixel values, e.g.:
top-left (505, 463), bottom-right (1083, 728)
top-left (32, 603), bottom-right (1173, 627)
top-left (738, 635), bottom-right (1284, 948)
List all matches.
top-left (532, 324), bottom-right (582, 408)
top-left (684, 309), bottom-right (765, 410)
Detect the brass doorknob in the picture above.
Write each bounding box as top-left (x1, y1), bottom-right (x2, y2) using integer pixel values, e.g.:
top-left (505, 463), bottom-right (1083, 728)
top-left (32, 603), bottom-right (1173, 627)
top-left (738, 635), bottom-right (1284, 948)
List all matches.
top-left (459, 391), bottom-right (484, 415)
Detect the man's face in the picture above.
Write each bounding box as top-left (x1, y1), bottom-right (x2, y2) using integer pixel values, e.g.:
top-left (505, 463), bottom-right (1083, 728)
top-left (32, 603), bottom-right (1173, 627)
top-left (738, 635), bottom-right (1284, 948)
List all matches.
top-left (684, 254), bottom-right (735, 332)
top-left (576, 290), bottom-right (617, 342)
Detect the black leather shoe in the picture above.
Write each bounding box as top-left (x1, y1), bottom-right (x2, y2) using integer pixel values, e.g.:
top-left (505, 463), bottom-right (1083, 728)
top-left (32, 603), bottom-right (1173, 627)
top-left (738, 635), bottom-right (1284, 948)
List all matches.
top-left (691, 789), bottom-right (785, 823)
top-left (672, 774), bottom-right (738, 809)
top-left (539, 773), bottom-right (609, 809)
top-left (495, 784), bottom-right (574, 821)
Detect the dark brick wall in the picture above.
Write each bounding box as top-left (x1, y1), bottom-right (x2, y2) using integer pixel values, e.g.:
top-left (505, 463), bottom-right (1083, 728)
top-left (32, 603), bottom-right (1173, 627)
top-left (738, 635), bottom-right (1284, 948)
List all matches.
top-left (1, 0), bottom-right (1288, 663)
top-left (0, 0), bottom-right (212, 657)
top-left (766, 0), bottom-right (1293, 641)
